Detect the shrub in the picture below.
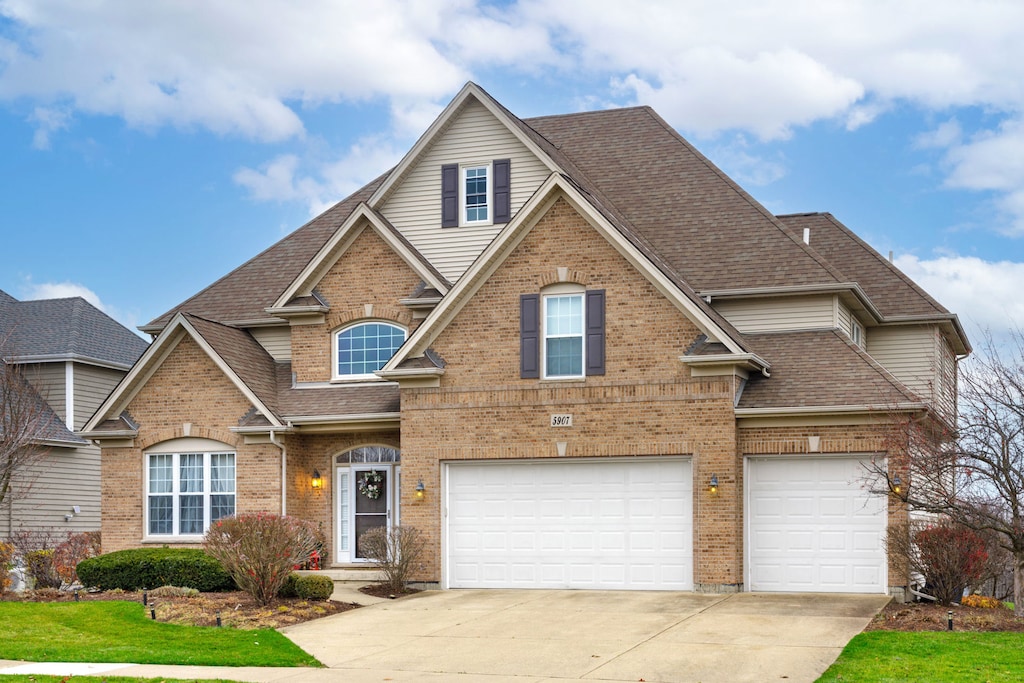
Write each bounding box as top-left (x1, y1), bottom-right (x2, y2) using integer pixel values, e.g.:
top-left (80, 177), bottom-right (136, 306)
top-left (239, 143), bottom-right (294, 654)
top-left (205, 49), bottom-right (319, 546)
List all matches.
top-left (204, 513), bottom-right (322, 606)
top-left (0, 542), bottom-right (13, 594)
top-left (358, 525), bottom-right (425, 593)
top-left (278, 573), bottom-right (300, 598)
top-left (24, 549), bottom-right (61, 588)
top-left (915, 523), bottom-right (988, 605)
top-left (962, 594), bottom-right (1004, 609)
top-left (52, 531), bottom-right (101, 586)
top-left (76, 548), bottom-right (235, 591)
top-left (294, 574), bottom-right (334, 601)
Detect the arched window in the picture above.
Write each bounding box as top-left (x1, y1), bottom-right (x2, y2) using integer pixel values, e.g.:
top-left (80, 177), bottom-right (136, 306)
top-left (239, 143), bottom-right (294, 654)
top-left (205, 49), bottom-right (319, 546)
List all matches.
top-left (334, 322), bottom-right (406, 378)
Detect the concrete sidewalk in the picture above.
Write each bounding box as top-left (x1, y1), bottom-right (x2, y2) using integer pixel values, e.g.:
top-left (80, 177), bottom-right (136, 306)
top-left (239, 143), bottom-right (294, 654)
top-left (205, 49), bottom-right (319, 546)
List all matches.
top-left (0, 589), bottom-right (889, 683)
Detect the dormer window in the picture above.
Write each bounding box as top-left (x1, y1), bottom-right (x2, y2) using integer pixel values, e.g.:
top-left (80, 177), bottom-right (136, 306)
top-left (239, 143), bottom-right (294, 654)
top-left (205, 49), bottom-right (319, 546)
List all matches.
top-left (335, 322), bottom-right (407, 379)
top-left (463, 165), bottom-right (490, 223)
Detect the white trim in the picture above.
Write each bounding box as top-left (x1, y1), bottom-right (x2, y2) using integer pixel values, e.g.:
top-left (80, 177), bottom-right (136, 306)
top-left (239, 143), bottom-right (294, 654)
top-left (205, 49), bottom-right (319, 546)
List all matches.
top-left (143, 444), bottom-right (236, 541)
top-left (64, 360), bottom-right (74, 430)
top-left (541, 291), bottom-right (585, 379)
top-left (332, 320), bottom-right (408, 381)
top-left (460, 162), bottom-right (493, 227)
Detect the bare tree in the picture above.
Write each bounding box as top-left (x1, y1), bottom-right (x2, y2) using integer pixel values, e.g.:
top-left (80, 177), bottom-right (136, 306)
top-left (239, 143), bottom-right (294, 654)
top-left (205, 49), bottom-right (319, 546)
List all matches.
top-left (868, 330), bottom-right (1024, 614)
top-left (0, 356), bottom-right (53, 512)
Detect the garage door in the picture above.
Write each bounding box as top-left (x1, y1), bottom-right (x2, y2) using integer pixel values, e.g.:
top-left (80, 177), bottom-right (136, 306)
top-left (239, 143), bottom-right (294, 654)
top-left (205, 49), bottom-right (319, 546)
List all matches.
top-left (446, 458), bottom-right (692, 590)
top-left (747, 456), bottom-right (886, 593)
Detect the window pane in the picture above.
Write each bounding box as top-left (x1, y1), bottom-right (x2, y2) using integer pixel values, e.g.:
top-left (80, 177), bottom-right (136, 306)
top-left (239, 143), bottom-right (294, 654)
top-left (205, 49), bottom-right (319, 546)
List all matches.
top-left (547, 337), bottom-right (583, 376)
top-left (149, 454), bottom-right (172, 494)
top-left (180, 453), bottom-right (204, 493)
top-left (337, 323), bottom-right (406, 376)
top-left (149, 496), bottom-right (172, 534)
top-left (338, 471), bottom-right (350, 552)
top-left (211, 453), bottom-right (235, 493)
top-left (179, 495), bottom-right (204, 534)
top-left (546, 295), bottom-right (583, 335)
top-left (464, 166), bottom-right (488, 222)
top-left (211, 494), bottom-right (235, 522)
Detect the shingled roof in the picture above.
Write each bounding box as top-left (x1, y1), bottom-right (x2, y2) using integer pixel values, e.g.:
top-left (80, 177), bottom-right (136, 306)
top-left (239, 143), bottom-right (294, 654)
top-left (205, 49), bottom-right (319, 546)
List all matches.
top-left (0, 290), bottom-right (147, 368)
top-left (739, 330), bottom-right (923, 410)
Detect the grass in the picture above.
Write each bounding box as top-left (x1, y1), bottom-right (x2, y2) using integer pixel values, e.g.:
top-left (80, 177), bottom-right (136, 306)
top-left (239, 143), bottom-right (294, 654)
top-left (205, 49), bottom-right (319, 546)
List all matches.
top-left (0, 601), bottom-right (320, 667)
top-left (0, 677), bottom-right (238, 683)
top-left (817, 631), bottom-right (1024, 682)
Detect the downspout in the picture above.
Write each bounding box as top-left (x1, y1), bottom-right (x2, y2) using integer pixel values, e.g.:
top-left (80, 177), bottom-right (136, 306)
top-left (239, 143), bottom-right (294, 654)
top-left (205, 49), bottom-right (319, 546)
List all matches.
top-left (270, 429), bottom-right (286, 516)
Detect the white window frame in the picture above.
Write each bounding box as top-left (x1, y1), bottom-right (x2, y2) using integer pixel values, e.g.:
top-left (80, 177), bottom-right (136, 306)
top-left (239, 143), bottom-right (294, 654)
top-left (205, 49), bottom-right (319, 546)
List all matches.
top-left (460, 162), bottom-right (492, 226)
top-left (851, 318), bottom-right (864, 347)
top-left (333, 320), bottom-right (407, 381)
top-left (541, 284), bottom-right (586, 379)
top-left (144, 444), bottom-right (235, 540)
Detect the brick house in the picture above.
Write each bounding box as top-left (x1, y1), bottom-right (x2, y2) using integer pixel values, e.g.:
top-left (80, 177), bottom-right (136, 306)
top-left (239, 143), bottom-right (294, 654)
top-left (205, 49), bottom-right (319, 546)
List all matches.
top-left (83, 83), bottom-right (968, 595)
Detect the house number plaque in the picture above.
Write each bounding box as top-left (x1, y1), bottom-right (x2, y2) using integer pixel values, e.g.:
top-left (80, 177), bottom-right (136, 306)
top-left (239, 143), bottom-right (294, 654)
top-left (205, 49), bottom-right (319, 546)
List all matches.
top-left (550, 414), bottom-right (573, 427)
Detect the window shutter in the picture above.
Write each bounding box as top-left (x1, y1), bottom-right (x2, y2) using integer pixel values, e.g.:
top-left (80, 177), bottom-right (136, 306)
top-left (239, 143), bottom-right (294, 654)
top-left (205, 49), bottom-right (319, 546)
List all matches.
top-left (520, 293), bottom-right (540, 379)
top-left (493, 158), bottom-right (511, 224)
top-left (585, 289), bottom-right (605, 376)
top-left (441, 164), bottom-right (458, 227)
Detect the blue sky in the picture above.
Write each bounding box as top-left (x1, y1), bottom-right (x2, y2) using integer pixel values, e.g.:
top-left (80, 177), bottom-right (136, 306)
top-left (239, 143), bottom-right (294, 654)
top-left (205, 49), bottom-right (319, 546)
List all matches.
top-left (1, 1), bottom-right (1023, 346)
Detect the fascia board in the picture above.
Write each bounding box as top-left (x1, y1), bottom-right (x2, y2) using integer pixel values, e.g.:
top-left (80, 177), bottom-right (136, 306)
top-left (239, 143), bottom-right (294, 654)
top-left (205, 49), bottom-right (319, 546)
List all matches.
top-left (271, 205), bottom-right (449, 312)
top-left (366, 83), bottom-right (561, 209)
top-left (735, 403), bottom-right (928, 418)
top-left (384, 174), bottom-right (745, 371)
top-left (4, 354), bottom-right (137, 372)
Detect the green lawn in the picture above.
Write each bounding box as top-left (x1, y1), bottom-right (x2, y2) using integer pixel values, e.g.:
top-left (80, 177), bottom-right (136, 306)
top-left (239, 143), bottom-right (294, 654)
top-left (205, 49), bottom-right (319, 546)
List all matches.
top-left (817, 631), bottom-right (1024, 682)
top-left (0, 601), bottom-right (320, 667)
top-left (0, 677), bottom-right (237, 683)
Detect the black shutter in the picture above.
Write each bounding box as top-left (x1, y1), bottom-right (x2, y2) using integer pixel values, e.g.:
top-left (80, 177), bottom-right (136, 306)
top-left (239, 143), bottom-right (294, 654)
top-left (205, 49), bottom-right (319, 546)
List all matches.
top-left (585, 289), bottom-right (605, 376)
top-left (493, 158), bottom-right (511, 224)
top-left (441, 164), bottom-right (458, 227)
top-left (520, 293), bottom-right (540, 379)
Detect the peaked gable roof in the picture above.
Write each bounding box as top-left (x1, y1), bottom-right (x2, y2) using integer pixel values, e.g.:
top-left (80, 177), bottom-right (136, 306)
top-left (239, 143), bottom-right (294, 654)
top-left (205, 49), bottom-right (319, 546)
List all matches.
top-left (0, 290), bottom-right (148, 368)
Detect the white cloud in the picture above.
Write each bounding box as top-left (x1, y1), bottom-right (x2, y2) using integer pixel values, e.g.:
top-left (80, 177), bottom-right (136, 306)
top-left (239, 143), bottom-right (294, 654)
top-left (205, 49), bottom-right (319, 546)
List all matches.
top-left (707, 135), bottom-right (787, 186)
top-left (28, 105), bottom-right (70, 149)
top-left (234, 137), bottom-right (405, 216)
top-left (893, 254), bottom-right (1024, 340)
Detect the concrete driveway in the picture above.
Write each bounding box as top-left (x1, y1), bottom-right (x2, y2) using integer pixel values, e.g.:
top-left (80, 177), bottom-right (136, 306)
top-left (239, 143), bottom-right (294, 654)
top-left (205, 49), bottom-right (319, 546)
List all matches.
top-left (280, 589), bottom-right (889, 683)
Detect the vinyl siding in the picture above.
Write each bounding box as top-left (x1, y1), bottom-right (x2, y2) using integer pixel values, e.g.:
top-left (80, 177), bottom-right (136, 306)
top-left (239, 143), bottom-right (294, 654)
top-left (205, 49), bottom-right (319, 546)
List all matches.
top-left (250, 326), bottom-right (292, 361)
top-left (713, 295), bottom-right (837, 333)
top-left (73, 364), bottom-right (123, 431)
top-left (936, 333), bottom-right (957, 423)
top-left (866, 325), bottom-right (935, 400)
top-left (380, 99), bottom-right (552, 282)
top-left (22, 362), bottom-right (66, 424)
top-left (837, 302), bottom-right (853, 337)
top-left (0, 444), bottom-right (102, 536)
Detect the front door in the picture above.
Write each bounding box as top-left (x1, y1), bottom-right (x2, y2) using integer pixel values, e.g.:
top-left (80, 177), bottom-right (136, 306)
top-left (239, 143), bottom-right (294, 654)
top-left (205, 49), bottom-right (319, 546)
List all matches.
top-left (336, 463), bottom-right (400, 562)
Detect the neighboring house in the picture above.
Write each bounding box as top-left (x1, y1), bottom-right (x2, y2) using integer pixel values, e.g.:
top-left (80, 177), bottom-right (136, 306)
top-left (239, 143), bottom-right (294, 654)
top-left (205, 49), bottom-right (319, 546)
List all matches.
top-left (83, 83), bottom-right (969, 596)
top-left (0, 289), bottom-right (148, 537)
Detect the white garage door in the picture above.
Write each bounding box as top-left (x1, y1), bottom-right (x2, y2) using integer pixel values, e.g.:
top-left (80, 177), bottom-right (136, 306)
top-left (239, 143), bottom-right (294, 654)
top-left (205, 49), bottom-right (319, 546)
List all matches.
top-left (747, 456), bottom-right (886, 593)
top-left (446, 457), bottom-right (692, 590)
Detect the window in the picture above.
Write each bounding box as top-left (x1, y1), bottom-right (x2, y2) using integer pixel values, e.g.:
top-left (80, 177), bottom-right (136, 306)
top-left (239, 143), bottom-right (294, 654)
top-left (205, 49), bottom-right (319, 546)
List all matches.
top-left (441, 159), bottom-right (511, 227)
top-left (851, 319), bottom-right (864, 347)
top-left (335, 322), bottom-right (406, 378)
top-left (521, 288), bottom-right (605, 379)
top-left (147, 450), bottom-right (235, 537)
top-left (464, 166), bottom-right (489, 223)
top-left (544, 294), bottom-right (584, 377)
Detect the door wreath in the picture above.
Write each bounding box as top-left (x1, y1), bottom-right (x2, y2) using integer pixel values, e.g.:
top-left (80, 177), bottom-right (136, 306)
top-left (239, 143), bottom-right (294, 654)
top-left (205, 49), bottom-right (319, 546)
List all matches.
top-left (357, 470), bottom-right (384, 499)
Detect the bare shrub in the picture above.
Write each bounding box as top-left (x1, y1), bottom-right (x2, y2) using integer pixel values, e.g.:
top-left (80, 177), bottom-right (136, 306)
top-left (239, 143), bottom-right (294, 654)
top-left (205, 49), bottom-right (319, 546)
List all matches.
top-left (203, 512), bottom-right (321, 606)
top-left (359, 526), bottom-right (425, 593)
top-left (889, 520), bottom-right (988, 604)
top-left (53, 531), bottom-right (101, 586)
top-left (0, 541), bottom-right (13, 594)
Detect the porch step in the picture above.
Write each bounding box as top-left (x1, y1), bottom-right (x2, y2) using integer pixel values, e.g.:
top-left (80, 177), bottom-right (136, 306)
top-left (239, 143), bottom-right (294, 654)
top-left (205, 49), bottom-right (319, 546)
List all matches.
top-left (294, 567), bottom-right (385, 583)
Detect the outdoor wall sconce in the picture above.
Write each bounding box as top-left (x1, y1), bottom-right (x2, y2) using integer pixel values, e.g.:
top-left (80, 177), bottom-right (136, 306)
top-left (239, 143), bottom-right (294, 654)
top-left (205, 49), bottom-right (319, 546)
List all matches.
top-left (415, 479), bottom-right (426, 500)
top-left (892, 475), bottom-right (902, 495)
top-left (709, 474), bottom-right (719, 495)
top-left (311, 469), bottom-right (323, 490)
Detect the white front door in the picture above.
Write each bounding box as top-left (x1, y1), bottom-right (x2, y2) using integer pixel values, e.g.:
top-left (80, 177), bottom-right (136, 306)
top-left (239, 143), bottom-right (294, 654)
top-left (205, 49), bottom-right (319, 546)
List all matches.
top-left (336, 464), bottom-right (400, 563)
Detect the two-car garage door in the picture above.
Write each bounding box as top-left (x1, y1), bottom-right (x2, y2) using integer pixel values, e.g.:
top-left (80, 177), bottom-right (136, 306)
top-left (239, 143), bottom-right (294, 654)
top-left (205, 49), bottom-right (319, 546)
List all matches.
top-left (445, 458), bottom-right (692, 590)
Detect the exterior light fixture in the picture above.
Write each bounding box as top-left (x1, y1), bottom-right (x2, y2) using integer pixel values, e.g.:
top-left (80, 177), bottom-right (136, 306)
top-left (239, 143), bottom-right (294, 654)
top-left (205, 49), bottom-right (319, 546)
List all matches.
top-left (892, 475), bottom-right (902, 495)
top-left (415, 479), bottom-right (426, 499)
top-left (311, 469), bottom-right (323, 490)
top-left (709, 474), bottom-right (719, 494)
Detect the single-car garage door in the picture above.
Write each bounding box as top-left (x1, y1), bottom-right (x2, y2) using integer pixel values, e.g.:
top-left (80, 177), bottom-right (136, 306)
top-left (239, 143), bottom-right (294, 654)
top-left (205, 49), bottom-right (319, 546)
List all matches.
top-left (746, 456), bottom-right (886, 593)
top-left (446, 457), bottom-right (692, 590)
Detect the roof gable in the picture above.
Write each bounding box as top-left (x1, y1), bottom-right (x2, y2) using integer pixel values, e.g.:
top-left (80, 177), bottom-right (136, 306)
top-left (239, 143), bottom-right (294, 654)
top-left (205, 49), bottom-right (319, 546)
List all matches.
top-left (383, 174), bottom-right (756, 373)
top-left (271, 204), bottom-right (449, 311)
top-left (83, 313), bottom-right (283, 433)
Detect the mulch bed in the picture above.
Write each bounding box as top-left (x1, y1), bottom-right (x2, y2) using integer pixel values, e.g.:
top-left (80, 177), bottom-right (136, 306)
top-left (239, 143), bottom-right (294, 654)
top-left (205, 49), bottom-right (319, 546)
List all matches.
top-left (358, 584), bottom-right (421, 599)
top-left (868, 601), bottom-right (1024, 632)
top-left (1, 588), bottom-right (359, 629)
